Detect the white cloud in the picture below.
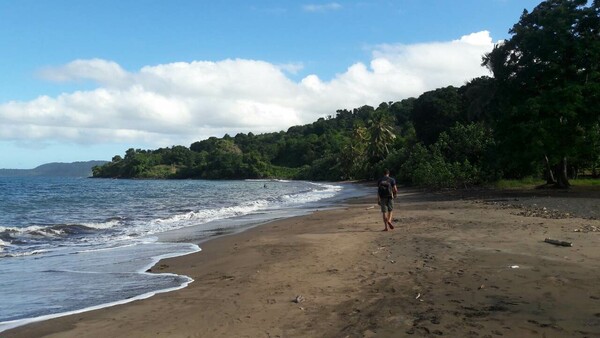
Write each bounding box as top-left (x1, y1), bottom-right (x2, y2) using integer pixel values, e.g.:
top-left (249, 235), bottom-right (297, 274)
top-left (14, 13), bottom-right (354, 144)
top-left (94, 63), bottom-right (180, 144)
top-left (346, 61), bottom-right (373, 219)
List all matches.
top-left (370, 31), bottom-right (495, 94)
top-left (302, 2), bottom-right (342, 12)
top-left (38, 59), bottom-right (129, 86)
top-left (277, 62), bottom-right (305, 75)
top-left (0, 31), bottom-right (494, 150)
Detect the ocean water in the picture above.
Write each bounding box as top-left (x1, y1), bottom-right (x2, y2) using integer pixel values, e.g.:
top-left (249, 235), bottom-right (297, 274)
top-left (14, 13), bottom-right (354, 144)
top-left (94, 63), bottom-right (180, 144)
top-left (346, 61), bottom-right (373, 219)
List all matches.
top-left (0, 177), bottom-right (369, 332)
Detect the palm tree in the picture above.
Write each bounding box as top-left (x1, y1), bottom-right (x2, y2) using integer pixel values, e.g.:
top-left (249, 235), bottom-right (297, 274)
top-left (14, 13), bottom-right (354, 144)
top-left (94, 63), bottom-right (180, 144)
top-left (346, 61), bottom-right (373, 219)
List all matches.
top-left (367, 112), bottom-right (396, 163)
top-left (338, 126), bottom-right (368, 179)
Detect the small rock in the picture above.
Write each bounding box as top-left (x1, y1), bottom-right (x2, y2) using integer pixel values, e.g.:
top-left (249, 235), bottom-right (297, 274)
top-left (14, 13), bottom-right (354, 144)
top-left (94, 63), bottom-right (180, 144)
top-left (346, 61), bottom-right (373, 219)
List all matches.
top-left (293, 295), bottom-right (305, 303)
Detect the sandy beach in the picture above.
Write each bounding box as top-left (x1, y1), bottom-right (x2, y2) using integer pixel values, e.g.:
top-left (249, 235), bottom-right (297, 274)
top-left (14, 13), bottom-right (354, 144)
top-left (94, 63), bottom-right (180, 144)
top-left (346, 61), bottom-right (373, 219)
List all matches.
top-left (5, 187), bottom-right (600, 337)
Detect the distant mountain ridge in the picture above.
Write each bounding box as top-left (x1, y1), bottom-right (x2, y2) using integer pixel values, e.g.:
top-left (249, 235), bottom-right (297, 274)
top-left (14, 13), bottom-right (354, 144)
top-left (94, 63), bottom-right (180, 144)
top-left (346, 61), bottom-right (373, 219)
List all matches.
top-left (0, 161), bottom-right (108, 177)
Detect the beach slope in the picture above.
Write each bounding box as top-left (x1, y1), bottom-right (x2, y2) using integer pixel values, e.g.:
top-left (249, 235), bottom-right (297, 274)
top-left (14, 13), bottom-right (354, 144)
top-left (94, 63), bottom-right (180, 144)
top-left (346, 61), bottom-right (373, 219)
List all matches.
top-left (5, 188), bottom-right (600, 337)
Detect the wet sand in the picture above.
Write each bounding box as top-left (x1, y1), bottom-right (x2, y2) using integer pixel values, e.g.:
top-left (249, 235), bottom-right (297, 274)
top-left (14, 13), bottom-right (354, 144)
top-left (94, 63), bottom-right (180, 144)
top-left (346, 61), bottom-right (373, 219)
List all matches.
top-left (5, 187), bottom-right (600, 337)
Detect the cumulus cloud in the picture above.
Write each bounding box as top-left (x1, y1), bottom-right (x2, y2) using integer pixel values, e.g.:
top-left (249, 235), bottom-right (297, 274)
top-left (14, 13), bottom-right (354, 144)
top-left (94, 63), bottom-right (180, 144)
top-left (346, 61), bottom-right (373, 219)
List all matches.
top-left (302, 2), bottom-right (342, 12)
top-left (277, 62), bottom-right (305, 75)
top-left (38, 59), bottom-right (129, 86)
top-left (370, 31), bottom-right (494, 93)
top-left (0, 31), bottom-right (494, 149)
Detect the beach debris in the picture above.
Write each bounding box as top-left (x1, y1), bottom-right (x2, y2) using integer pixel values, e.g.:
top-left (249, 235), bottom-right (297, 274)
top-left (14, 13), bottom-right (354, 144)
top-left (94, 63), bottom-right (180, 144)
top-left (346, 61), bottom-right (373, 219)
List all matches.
top-left (544, 238), bottom-right (573, 247)
top-left (220, 275), bottom-right (236, 280)
top-left (479, 200), bottom-right (573, 219)
top-left (574, 225), bottom-right (599, 233)
top-left (293, 295), bottom-right (305, 303)
top-left (512, 208), bottom-right (572, 219)
top-left (366, 206), bottom-right (375, 210)
top-left (415, 293), bottom-right (421, 299)
top-left (478, 284), bottom-right (485, 290)
top-left (372, 247), bottom-right (387, 255)
top-left (510, 265), bottom-right (520, 269)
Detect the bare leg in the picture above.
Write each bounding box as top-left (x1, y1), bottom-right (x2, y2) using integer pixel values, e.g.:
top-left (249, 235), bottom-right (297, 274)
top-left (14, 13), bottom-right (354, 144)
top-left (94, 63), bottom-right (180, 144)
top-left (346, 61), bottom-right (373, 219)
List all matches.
top-left (387, 211), bottom-right (394, 229)
top-left (382, 213), bottom-right (389, 231)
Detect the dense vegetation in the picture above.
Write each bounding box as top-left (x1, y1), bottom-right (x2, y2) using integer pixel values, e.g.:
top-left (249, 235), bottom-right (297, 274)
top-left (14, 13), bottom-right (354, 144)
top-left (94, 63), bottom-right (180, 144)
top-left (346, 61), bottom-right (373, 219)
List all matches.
top-left (93, 0), bottom-right (600, 188)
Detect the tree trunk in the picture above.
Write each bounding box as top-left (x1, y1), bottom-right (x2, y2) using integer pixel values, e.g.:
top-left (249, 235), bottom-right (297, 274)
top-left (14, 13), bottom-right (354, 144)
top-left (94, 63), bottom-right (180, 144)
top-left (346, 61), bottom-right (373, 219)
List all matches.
top-left (569, 165), bottom-right (578, 179)
top-left (544, 155), bottom-right (556, 185)
top-left (555, 157), bottom-right (571, 189)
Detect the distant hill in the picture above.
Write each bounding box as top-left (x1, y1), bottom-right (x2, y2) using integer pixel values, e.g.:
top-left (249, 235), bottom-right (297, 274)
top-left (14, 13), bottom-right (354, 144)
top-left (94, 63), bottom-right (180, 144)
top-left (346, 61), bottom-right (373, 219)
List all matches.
top-left (0, 161), bottom-right (108, 177)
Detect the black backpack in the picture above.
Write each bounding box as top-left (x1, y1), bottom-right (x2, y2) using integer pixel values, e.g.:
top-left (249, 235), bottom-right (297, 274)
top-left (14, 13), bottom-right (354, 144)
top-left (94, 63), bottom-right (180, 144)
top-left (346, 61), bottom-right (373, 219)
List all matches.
top-left (378, 177), bottom-right (393, 198)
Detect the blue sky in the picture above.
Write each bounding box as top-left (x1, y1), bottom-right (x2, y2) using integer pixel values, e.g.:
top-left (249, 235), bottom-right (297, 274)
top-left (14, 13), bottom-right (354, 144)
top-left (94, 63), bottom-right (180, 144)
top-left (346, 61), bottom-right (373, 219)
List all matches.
top-left (1, 0), bottom-right (541, 169)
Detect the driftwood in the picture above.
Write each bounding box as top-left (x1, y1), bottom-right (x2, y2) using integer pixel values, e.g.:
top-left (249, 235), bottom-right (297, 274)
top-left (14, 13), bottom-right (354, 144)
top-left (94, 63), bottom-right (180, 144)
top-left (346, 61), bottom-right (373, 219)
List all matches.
top-left (544, 238), bottom-right (573, 247)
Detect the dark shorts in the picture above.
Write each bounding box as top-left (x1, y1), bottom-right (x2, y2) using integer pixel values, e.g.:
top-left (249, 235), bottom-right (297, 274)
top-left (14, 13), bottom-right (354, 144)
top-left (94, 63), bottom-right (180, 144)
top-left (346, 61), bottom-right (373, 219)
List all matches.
top-left (380, 197), bottom-right (393, 213)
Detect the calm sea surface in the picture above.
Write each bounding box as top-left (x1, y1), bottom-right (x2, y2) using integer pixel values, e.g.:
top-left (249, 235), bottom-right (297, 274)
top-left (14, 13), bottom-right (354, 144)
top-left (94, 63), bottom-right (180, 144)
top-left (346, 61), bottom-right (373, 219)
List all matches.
top-left (0, 177), bottom-right (369, 331)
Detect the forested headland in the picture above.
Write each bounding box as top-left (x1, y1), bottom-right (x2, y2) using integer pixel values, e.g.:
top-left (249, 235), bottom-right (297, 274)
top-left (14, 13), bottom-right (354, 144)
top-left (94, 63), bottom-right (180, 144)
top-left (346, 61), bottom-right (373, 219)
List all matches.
top-left (1, 161), bottom-right (108, 177)
top-left (93, 0), bottom-right (600, 188)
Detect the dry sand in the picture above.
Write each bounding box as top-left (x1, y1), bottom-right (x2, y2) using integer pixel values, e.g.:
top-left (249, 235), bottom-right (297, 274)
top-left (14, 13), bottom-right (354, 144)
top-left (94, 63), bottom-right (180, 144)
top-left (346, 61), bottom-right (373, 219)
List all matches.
top-left (5, 187), bottom-right (600, 337)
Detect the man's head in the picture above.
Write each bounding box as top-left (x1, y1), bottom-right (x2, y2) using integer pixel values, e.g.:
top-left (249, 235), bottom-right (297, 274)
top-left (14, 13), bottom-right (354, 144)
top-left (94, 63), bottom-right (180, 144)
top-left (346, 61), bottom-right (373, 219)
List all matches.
top-left (383, 169), bottom-right (390, 176)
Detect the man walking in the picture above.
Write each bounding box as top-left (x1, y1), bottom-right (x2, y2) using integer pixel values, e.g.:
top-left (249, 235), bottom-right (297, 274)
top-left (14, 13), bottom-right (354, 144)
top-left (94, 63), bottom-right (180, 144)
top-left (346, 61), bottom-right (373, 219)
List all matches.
top-left (377, 169), bottom-right (398, 231)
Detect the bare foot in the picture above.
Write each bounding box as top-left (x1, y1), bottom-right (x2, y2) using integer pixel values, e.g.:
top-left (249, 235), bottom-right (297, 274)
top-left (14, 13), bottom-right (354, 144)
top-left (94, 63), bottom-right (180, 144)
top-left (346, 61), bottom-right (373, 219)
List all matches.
top-left (388, 222), bottom-right (394, 230)
top-left (382, 228), bottom-right (389, 232)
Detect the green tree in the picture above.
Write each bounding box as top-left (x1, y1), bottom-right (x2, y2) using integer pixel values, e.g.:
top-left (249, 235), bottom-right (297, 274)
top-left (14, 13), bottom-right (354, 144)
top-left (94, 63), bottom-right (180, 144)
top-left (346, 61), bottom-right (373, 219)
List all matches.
top-left (460, 76), bottom-right (497, 124)
top-left (412, 86), bottom-right (465, 145)
top-left (338, 126), bottom-right (368, 179)
top-left (164, 145), bottom-right (193, 165)
top-left (400, 123), bottom-right (495, 188)
top-left (483, 0), bottom-right (600, 187)
top-left (585, 122), bottom-right (600, 177)
top-left (366, 111), bottom-right (396, 165)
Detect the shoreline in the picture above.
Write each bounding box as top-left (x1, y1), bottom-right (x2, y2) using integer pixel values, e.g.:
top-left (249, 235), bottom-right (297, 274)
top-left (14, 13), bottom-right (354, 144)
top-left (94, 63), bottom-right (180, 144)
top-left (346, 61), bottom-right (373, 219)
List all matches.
top-left (3, 196), bottom-right (369, 337)
top-left (0, 180), bottom-right (368, 334)
top-left (0, 242), bottom-right (202, 333)
top-left (5, 187), bottom-right (600, 337)
top-left (0, 191), bottom-right (370, 336)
